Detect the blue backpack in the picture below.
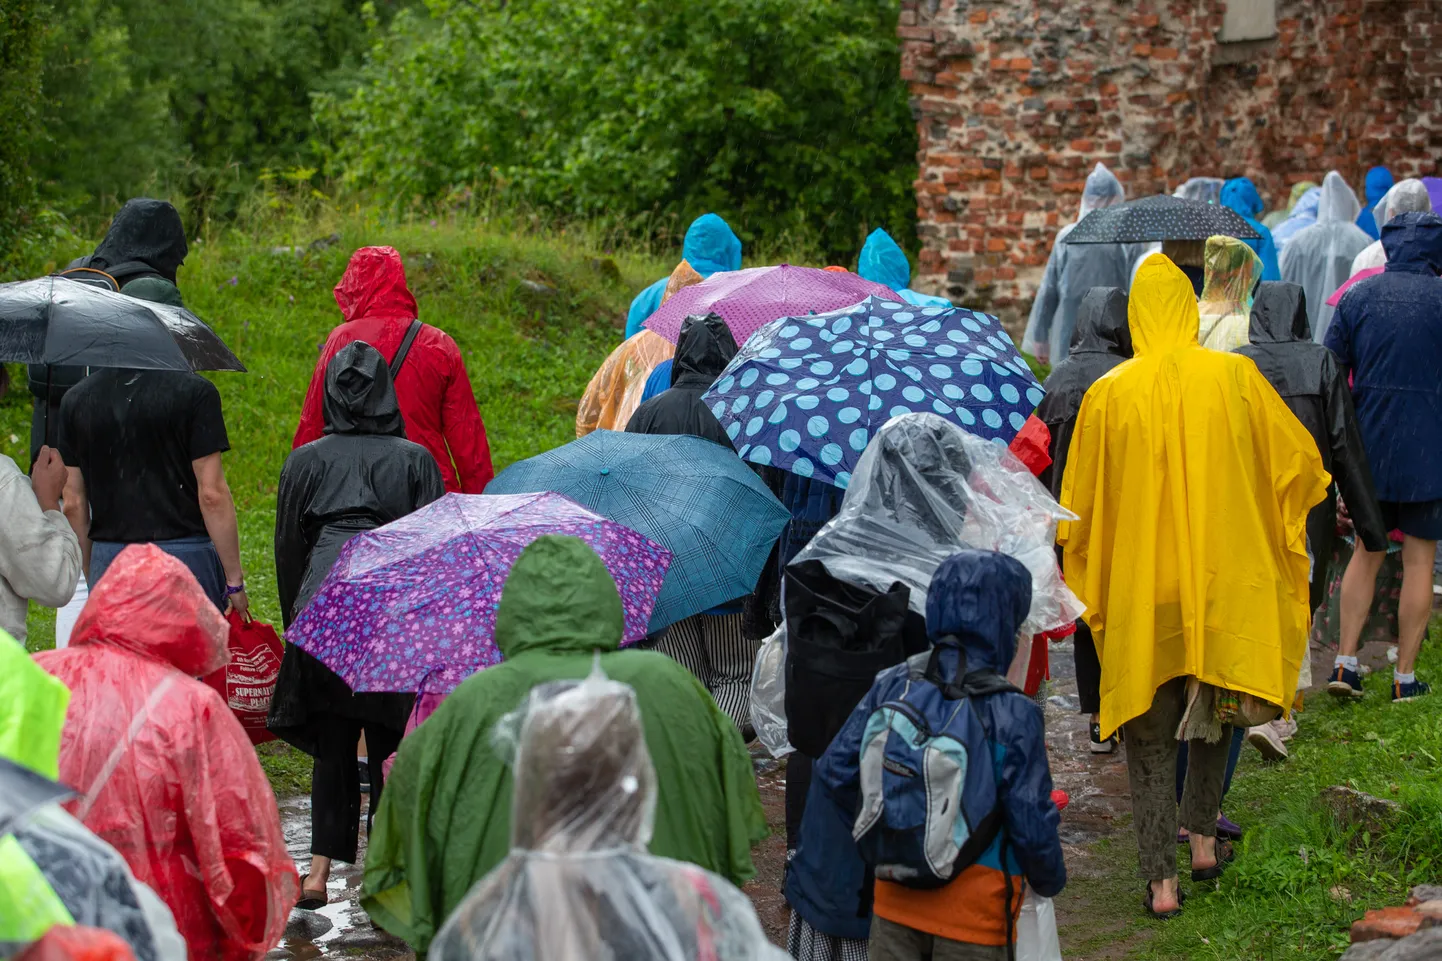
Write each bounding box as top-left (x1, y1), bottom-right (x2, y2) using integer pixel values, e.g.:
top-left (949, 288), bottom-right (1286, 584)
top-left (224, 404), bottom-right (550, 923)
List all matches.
top-left (850, 637), bottom-right (1019, 889)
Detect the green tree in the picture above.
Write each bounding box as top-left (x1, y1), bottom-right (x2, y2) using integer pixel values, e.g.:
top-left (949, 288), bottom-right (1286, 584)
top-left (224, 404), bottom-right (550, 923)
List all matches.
top-left (0, 0), bottom-right (51, 261)
top-left (319, 0), bottom-right (919, 260)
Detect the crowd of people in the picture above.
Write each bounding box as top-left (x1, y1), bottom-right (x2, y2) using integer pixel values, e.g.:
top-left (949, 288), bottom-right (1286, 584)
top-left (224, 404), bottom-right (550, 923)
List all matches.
top-left (3, 158), bottom-right (1440, 961)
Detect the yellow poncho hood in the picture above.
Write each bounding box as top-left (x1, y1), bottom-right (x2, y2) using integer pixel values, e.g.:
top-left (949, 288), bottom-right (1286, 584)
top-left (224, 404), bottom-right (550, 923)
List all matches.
top-left (1059, 254), bottom-right (1329, 737)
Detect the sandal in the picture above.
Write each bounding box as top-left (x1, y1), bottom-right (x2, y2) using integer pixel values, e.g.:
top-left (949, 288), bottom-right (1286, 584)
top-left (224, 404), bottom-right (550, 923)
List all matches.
top-left (1190, 839), bottom-right (1235, 882)
top-left (296, 873), bottom-right (328, 911)
top-left (1143, 883), bottom-right (1185, 920)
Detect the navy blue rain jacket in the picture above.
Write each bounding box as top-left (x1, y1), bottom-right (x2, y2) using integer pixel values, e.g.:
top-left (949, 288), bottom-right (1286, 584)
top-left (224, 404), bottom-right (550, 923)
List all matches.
top-left (784, 550), bottom-right (1065, 940)
top-left (1326, 211), bottom-right (1442, 501)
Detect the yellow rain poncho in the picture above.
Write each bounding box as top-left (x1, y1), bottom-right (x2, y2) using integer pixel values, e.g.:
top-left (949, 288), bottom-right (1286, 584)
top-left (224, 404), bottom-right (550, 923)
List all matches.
top-left (1197, 234), bottom-right (1263, 352)
top-left (1059, 255), bottom-right (1329, 738)
top-left (576, 262), bottom-right (703, 437)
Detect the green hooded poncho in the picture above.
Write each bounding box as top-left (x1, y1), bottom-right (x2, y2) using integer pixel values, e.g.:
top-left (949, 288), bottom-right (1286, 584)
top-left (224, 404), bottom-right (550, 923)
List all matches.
top-left (361, 536), bottom-right (766, 952)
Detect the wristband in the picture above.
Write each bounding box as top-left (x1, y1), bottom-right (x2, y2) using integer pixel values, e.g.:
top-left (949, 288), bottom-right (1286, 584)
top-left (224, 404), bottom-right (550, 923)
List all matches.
top-left (224, 583), bottom-right (246, 598)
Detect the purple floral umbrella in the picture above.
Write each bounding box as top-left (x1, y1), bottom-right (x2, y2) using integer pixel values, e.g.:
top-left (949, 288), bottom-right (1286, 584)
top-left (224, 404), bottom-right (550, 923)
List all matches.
top-left (285, 492), bottom-right (672, 694)
top-left (642, 264), bottom-right (898, 347)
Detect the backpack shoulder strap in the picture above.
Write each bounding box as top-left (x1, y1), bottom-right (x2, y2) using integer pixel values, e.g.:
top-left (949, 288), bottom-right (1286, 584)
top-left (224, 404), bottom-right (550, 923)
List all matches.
top-left (389, 320), bottom-right (424, 379)
top-left (56, 265), bottom-right (120, 291)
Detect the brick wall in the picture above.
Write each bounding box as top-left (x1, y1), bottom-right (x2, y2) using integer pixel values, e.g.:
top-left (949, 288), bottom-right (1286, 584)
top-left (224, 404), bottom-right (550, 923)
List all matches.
top-left (901, 0), bottom-right (1442, 334)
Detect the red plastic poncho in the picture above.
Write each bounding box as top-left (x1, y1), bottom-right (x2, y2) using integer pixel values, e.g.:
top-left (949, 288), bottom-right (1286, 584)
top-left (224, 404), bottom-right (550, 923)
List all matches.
top-left (34, 545), bottom-right (298, 961)
top-left (292, 245), bottom-right (494, 493)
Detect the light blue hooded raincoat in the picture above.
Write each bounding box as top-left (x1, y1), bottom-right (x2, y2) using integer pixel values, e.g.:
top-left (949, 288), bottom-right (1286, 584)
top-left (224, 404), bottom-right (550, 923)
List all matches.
top-left (856, 228), bottom-right (952, 308)
top-left (623, 214), bottom-right (743, 338)
top-left (1220, 177), bottom-right (1282, 282)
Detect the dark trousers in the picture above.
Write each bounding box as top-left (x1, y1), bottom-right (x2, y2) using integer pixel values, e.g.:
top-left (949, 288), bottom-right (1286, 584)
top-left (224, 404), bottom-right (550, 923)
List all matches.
top-left (785, 752), bottom-right (814, 852)
top-left (311, 716), bottom-right (401, 863)
top-left (1072, 619), bottom-right (1101, 715)
top-left (91, 536), bottom-right (227, 611)
top-left (1176, 726), bottom-right (1245, 802)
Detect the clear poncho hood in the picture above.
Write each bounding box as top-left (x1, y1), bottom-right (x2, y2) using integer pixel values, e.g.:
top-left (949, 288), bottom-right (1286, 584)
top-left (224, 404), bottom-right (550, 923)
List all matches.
top-left (790, 412), bottom-right (1082, 635)
top-left (427, 666), bottom-right (786, 961)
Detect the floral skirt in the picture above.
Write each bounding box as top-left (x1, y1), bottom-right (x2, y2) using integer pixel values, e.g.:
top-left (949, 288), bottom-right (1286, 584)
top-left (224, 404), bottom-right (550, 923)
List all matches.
top-left (1310, 537), bottom-right (1404, 652)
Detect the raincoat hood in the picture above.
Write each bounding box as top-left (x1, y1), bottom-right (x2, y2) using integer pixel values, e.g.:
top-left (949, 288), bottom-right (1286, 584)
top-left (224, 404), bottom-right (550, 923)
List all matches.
top-left (90, 199), bottom-right (188, 284)
top-left (1173, 177), bottom-right (1224, 204)
top-left (1365, 166), bottom-right (1394, 205)
top-left (681, 214), bottom-right (743, 278)
top-left (1375, 179), bottom-right (1433, 232)
top-left (925, 550), bottom-right (1032, 674)
top-left (1069, 287), bottom-right (1131, 356)
top-left (857, 228), bottom-right (913, 291)
top-left (1290, 187), bottom-right (1322, 220)
top-left (494, 536), bottom-right (625, 660)
top-left (662, 261), bottom-right (704, 303)
top-left (1381, 211), bottom-right (1442, 275)
top-left (1221, 178), bottom-right (1265, 218)
top-left (1288, 181), bottom-right (1320, 212)
top-left (0, 632), bottom-right (70, 778)
top-left (322, 341), bottom-right (406, 437)
top-left (69, 544), bottom-right (229, 678)
top-left (1317, 172), bottom-right (1362, 225)
top-left (1248, 282), bottom-right (1311, 344)
top-left (1201, 234), bottom-right (1263, 309)
top-left (1129, 254), bottom-right (1200, 355)
top-left (334, 245), bottom-right (419, 324)
top-left (1079, 163), bottom-right (1125, 220)
top-left (671, 312), bottom-right (738, 387)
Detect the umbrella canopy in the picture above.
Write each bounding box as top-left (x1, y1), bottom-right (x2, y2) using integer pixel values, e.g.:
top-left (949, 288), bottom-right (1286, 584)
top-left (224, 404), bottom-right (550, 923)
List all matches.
top-left (1064, 195), bottom-right (1260, 245)
top-left (285, 492), bottom-right (672, 693)
top-left (0, 275), bottom-right (244, 371)
top-left (701, 296), bottom-right (1043, 487)
top-left (642, 264), bottom-right (897, 348)
top-left (0, 756), bottom-right (73, 836)
top-left (486, 430), bottom-right (788, 631)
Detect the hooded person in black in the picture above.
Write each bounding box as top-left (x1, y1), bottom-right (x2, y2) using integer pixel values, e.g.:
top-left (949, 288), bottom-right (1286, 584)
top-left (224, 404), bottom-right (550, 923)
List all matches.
top-left (625, 312), bottom-right (738, 447)
top-left (1236, 282), bottom-right (1388, 614)
top-left (31, 199), bottom-right (190, 461)
top-left (268, 341), bottom-right (445, 908)
top-left (624, 313), bottom-right (759, 730)
top-left (1034, 286), bottom-right (1132, 753)
top-left (1035, 287), bottom-right (1132, 501)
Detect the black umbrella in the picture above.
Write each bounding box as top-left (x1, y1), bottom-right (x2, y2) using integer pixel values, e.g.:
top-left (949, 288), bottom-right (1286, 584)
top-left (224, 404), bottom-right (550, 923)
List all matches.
top-left (1063, 194), bottom-right (1260, 244)
top-left (0, 276), bottom-right (245, 372)
top-left (0, 756), bottom-right (74, 836)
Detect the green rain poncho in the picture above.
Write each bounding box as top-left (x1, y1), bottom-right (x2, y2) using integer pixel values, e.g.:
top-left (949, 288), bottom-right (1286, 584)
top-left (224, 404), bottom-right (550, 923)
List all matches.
top-left (362, 536), bottom-right (766, 953)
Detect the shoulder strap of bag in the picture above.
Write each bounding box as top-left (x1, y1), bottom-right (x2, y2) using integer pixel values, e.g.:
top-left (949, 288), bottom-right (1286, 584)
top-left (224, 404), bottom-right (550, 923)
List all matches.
top-left (56, 266), bottom-right (121, 291)
top-left (389, 319), bottom-right (424, 380)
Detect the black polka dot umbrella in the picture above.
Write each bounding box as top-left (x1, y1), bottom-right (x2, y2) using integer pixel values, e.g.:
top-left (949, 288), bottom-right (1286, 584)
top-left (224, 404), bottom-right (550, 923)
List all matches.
top-left (1063, 195), bottom-right (1261, 244)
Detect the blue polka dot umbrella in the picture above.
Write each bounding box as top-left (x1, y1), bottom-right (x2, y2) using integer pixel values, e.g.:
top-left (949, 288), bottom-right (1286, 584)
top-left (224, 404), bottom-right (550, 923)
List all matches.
top-left (701, 296), bottom-right (1044, 488)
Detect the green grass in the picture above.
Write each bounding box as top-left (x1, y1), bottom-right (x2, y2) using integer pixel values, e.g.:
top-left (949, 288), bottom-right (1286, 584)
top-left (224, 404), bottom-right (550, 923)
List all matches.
top-left (1059, 636), bottom-right (1442, 961)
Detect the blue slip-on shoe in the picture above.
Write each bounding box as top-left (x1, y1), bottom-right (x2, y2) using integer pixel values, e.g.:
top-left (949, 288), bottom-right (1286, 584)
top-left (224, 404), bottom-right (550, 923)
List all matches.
top-left (1327, 665), bottom-right (1365, 699)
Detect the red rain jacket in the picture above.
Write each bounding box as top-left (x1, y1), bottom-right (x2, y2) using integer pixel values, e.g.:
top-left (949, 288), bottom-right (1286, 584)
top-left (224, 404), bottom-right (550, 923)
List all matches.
top-left (34, 545), bottom-right (298, 961)
top-left (292, 246), bottom-right (494, 493)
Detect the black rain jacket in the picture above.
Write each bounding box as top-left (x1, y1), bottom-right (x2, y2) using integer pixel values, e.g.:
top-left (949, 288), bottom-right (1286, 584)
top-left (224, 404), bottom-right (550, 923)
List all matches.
top-left (625, 313), bottom-right (737, 448)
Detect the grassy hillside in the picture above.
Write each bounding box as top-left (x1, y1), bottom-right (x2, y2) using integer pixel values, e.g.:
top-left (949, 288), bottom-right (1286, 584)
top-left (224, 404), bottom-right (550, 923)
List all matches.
top-left (1, 213), bottom-right (678, 641)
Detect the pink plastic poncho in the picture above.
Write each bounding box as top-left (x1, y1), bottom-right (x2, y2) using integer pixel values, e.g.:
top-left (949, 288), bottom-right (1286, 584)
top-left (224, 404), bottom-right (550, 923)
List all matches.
top-left (35, 545), bottom-right (298, 961)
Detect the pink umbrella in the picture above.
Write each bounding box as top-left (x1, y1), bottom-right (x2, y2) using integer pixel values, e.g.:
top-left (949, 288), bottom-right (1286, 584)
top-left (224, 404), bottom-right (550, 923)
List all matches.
top-left (642, 264), bottom-right (898, 346)
top-left (1327, 266), bottom-right (1385, 307)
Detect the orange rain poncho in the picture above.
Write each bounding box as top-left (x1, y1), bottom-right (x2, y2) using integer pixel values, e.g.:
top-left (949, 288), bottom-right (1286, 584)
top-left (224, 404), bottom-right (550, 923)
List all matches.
top-left (34, 545), bottom-right (298, 961)
top-left (1059, 254), bottom-right (1329, 738)
top-left (576, 262), bottom-right (703, 436)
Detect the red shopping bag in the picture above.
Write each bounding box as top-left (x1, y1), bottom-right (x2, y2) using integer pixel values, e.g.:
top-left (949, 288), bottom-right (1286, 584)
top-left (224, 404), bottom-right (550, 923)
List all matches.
top-left (203, 610), bottom-right (282, 745)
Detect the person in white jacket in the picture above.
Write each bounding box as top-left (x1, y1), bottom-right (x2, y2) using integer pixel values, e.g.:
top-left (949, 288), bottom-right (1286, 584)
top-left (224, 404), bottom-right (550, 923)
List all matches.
top-left (0, 445), bottom-right (81, 643)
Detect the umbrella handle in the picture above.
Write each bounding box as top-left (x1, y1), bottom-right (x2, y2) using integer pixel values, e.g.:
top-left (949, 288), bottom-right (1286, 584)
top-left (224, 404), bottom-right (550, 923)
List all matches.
top-left (43, 365), bottom-right (51, 449)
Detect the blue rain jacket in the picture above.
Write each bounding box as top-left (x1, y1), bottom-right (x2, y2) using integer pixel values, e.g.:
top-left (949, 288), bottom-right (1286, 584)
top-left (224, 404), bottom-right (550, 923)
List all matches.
top-left (623, 215), bottom-right (743, 338)
top-left (1221, 178), bottom-right (1282, 282)
top-left (784, 550), bottom-right (1065, 941)
top-left (1326, 211), bottom-right (1442, 502)
top-left (1356, 167), bottom-right (1394, 241)
top-left (857, 228), bottom-right (952, 308)
top-left (640, 360), bottom-right (672, 403)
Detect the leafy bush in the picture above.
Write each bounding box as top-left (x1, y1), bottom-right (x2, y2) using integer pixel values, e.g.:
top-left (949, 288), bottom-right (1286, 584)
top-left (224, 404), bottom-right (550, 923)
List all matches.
top-left (319, 0), bottom-right (919, 261)
top-left (0, 0), bottom-right (51, 261)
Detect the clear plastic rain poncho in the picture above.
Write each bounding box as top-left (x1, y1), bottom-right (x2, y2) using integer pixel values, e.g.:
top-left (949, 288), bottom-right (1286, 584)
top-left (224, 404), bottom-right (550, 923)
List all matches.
top-left (1271, 185), bottom-right (1323, 252)
top-left (1279, 171), bottom-right (1375, 343)
top-left (1197, 235), bottom-right (1264, 352)
top-left (1022, 163), bottom-right (1136, 364)
top-left (1351, 178), bottom-right (1434, 275)
top-left (790, 412), bottom-right (1083, 638)
top-left (1173, 177), bottom-right (1225, 204)
top-left (427, 667), bottom-right (788, 961)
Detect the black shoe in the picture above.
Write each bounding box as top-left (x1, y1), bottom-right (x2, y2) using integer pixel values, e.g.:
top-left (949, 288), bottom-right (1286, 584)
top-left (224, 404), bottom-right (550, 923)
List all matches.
top-left (1190, 839), bottom-right (1235, 882)
top-left (1090, 722), bottom-right (1118, 755)
top-left (358, 759), bottom-right (371, 792)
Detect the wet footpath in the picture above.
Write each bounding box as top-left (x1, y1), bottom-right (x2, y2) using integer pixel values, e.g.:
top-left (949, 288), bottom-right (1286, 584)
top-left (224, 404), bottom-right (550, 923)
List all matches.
top-left (268, 637), bottom-right (1131, 959)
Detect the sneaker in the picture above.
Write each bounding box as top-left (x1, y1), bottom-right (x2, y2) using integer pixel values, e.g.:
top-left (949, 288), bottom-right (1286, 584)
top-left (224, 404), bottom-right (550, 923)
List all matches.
top-left (1247, 723), bottom-right (1289, 761)
top-left (1392, 678), bottom-right (1432, 702)
top-left (1271, 717), bottom-right (1298, 742)
top-left (1327, 665), bottom-right (1365, 699)
top-left (1089, 722), bottom-right (1118, 754)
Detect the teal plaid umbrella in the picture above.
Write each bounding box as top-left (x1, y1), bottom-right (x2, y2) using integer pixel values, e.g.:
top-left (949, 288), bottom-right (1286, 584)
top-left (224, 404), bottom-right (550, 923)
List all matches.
top-left (487, 430), bottom-right (788, 631)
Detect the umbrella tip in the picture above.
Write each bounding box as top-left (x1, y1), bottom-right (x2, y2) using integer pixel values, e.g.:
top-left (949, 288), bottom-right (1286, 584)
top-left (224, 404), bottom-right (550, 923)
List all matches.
top-left (600, 467), bottom-right (611, 476)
